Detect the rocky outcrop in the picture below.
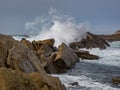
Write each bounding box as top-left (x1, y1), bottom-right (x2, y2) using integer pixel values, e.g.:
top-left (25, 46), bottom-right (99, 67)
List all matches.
top-left (74, 50), bottom-right (99, 60)
top-left (69, 32), bottom-right (110, 49)
top-left (20, 39), bottom-right (80, 73)
top-left (7, 40), bottom-right (45, 74)
top-left (0, 34), bottom-right (66, 90)
top-left (0, 67), bottom-right (66, 90)
top-left (101, 30), bottom-right (120, 42)
top-left (0, 67), bottom-right (37, 90)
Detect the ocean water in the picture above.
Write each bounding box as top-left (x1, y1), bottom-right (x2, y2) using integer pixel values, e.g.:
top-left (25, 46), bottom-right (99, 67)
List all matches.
top-left (53, 41), bottom-right (120, 90)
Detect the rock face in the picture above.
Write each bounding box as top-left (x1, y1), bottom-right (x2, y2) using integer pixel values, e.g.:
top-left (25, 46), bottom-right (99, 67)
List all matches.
top-left (0, 34), bottom-right (66, 90)
top-left (0, 34), bottom-right (14, 67)
top-left (69, 32), bottom-right (110, 49)
top-left (101, 30), bottom-right (120, 42)
top-left (74, 50), bottom-right (99, 60)
top-left (55, 43), bottom-right (79, 69)
top-left (7, 40), bottom-right (45, 74)
top-left (0, 67), bottom-right (37, 90)
top-left (0, 67), bottom-right (66, 90)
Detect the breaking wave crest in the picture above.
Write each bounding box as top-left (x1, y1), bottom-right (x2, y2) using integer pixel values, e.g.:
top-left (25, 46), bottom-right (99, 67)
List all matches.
top-left (25, 8), bottom-right (88, 46)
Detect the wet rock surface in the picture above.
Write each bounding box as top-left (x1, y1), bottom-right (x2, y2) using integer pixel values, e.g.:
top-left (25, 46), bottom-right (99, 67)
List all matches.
top-left (70, 32), bottom-right (110, 49)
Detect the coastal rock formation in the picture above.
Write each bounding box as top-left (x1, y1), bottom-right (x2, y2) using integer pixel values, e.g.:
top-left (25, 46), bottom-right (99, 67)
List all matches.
top-left (101, 30), bottom-right (120, 42)
top-left (21, 39), bottom-right (80, 73)
top-left (0, 67), bottom-right (37, 90)
top-left (0, 67), bottom-right (66, 90)
top-left (0, 34), bottom-right (66, 90)
top-left (69, 32), bottom-right (110, 49)
top-left (74, 50), bottom-right (99, 60)
top-left (0, 33), bottom-right (101, 89)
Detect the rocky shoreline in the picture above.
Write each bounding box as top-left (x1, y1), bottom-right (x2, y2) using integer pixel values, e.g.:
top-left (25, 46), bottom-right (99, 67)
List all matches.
top-left (0, 30), bottom-right (120, 90)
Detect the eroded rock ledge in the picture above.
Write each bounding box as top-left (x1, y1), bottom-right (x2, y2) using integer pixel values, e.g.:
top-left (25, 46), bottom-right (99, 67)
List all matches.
top-left (69, 32), bottom-right (110, 50)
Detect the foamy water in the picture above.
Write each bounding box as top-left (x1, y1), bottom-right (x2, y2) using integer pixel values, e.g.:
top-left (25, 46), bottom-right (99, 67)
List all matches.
top-left (23, 8), bottom-right (88, 46)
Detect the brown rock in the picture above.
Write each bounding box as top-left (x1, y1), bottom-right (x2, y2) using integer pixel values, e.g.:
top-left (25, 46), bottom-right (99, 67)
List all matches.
top-left (37, 38), bottom-right (55, 47)
top-left (7, 41), bottom-right (46, 74)
top-left (74, 50), bottom-right (99, 60)
top-left (0, 67), bottom-right (66, 90)
top-left (0, 67), bottom-right (37, 90)
top-left (29, 72), bottom-right (66, 90)
top-left (101, 30), bottom-right (120, 42)
top-left (70, 32), bottom-right (110, 49)
top-left (0, 34), bottom-right (67, 90)
top-left (37, 44), bottom-right (54, 58)
top-left (0, 34), bottom-right (14, 67)
top-left (20, 38), bottom-right (35, 51)
top-left (55, 43), bottom-right (79, 69)
top-left (112, 76), bottom-right (120, 84)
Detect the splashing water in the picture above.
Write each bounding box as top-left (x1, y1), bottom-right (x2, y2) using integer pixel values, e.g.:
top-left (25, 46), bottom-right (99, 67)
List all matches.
top-left (25, 8), bottom-right (88, 46)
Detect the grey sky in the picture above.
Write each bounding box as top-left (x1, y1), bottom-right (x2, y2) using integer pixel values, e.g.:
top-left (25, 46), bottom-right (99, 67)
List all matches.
top-left (0, 0), bottom-right (120, 35)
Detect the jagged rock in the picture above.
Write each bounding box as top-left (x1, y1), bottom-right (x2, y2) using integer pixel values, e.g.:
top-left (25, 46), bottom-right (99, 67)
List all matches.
top-left (37, 44), bottom-right (54, 58)
top-left (20, 38), bottom-right (35, 51)
top-left (55, 43), bottom-right (79, 69)
top-left (0, 34), bottom-right (66, 90)
top-left (74, 50), bottom-right (99, 60)
top-left (40, 52), bottom-right (67, 74)
top-left (32, 39), bottom-right (54, 50)
top-left (40, 53), bottom-right (59, 73)
top-left (70, 32), bottom-right (110, 49)
top-left (0, 67), bottom-right (66, 90)
top-left (112, 76), bottom-right (120, 84)
top-left (29, 72), bottom-right (66, 90)
top-left (101, 30), bottom-right (120, 42)
top-left (34, 38), bottom-right (55, 48)
top-left (7, 40), bottom-right (46, 74)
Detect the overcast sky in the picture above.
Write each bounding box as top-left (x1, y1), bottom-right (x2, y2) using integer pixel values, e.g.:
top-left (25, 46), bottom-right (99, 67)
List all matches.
top-left (0, 0), bottom-right (120, 35)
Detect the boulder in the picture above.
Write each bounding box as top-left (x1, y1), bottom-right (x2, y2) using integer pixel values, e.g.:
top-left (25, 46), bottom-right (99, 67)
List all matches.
top-left (74, 50), bottom-right (99, 60)
top-left (55, 43), bottom-right (79, 69)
